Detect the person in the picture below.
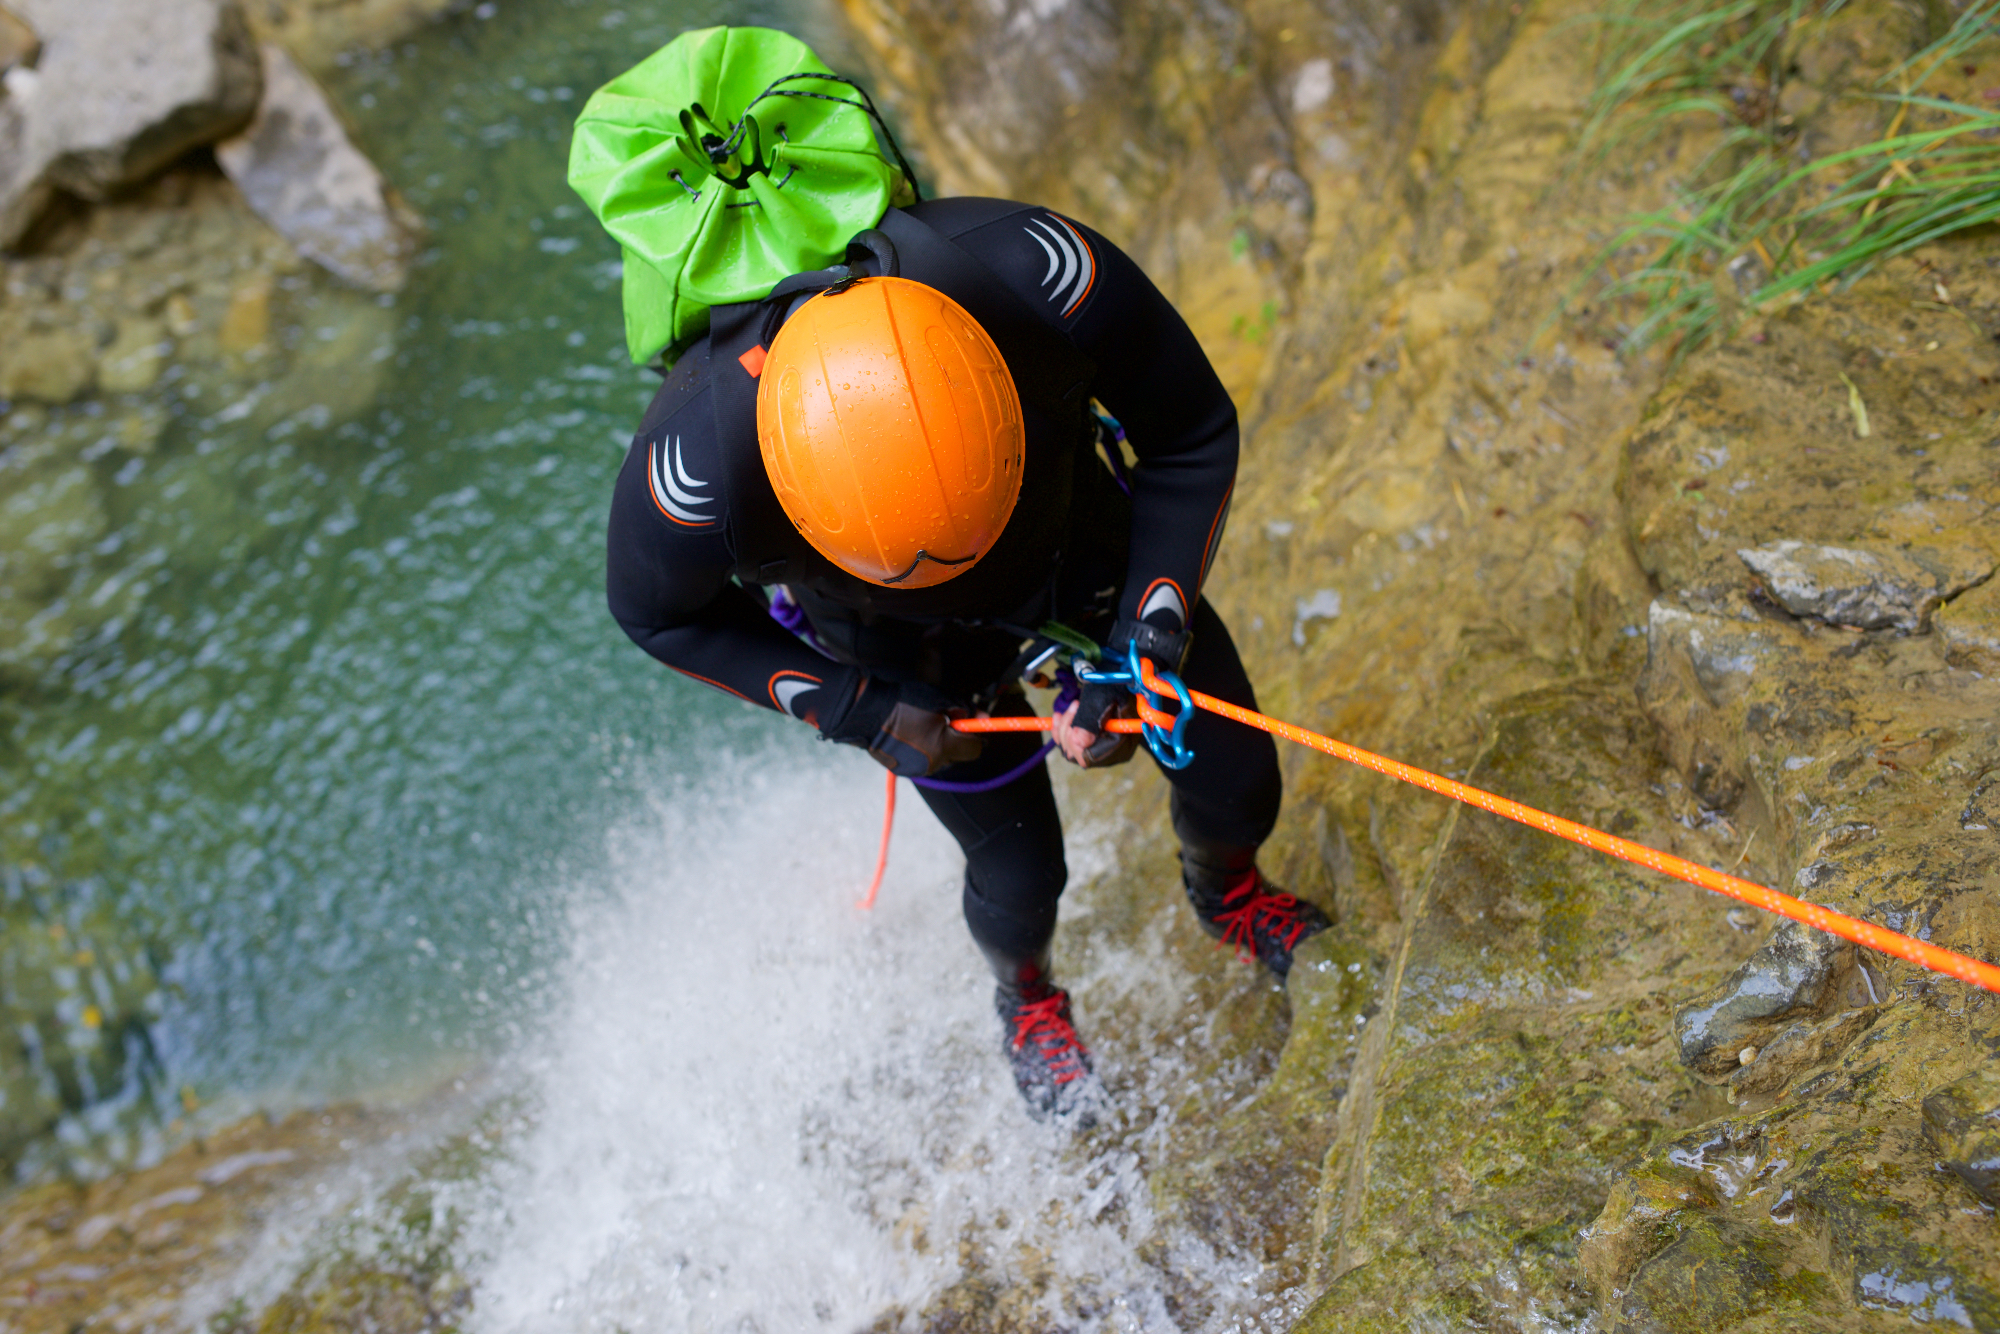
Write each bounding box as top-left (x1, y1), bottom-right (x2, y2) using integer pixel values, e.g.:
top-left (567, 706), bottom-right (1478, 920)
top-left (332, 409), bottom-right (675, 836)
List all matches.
top-left (578, 27), bottom-right (1330, 1122)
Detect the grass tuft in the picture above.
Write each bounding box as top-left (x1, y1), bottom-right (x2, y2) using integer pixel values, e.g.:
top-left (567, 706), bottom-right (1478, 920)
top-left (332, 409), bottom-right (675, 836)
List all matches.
top-left (1571, 0), bottom-right (2000, 359)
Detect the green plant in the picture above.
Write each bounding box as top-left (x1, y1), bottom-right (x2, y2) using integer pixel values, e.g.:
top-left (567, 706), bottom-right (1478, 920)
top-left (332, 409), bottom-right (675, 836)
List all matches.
top-left (1573, 0), bottom-right (2000, 357)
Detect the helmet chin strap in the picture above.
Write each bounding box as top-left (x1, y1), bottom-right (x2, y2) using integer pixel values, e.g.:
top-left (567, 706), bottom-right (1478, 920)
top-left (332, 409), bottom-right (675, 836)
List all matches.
top-left (877, 548), bottom-right (977, 585)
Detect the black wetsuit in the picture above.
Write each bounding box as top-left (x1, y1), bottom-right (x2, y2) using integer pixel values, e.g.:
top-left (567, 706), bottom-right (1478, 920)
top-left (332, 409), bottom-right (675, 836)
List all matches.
top-left (604, 197), bottom-right (1280, 966)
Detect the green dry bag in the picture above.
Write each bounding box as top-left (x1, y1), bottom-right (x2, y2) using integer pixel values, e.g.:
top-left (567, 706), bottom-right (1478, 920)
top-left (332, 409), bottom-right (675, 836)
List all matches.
top-left (569, 26), bottom-right (916, 367)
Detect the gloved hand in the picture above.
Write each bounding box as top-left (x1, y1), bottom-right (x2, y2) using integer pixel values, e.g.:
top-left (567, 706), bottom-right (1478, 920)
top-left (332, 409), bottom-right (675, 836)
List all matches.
top-left (818, 672), bottom-right (983, 777)
top-left (1056, 618), bottom-right (1192, 769)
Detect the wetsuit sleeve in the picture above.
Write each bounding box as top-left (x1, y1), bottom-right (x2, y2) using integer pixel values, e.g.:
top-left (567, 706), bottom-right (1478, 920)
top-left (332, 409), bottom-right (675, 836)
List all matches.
top-left (604, 382), bottom-right (851, 725)
top-left (928, 200), bottom-right (1236, 635)
top-left (1066, 220), bottom-right (1236, 633)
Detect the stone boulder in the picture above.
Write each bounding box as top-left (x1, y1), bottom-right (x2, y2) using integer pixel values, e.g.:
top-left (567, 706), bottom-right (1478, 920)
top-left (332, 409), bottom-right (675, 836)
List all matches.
top-left (0, 0), bottom-right (260, 249)
top-left (215, 44), bottom-right (421, 292)
top-left (0, 5), bottom-right (36, 77)
top-left (1923, 1064), bottom-right (2000, 1207)
top-left (1937, 576), bottom-right (2000, 673)
top-left (1672, 920), bottom-right (1856, 1081)
top-left (1738, 539), bottom-right (1992, 632)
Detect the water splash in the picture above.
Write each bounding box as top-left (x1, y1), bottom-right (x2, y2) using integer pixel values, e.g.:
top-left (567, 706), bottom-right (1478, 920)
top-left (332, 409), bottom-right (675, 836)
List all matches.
top-left (466, 747), bottom-right (1282, 1331)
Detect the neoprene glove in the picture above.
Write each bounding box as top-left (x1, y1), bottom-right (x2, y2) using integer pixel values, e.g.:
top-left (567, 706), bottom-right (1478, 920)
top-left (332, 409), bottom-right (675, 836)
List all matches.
top-left (818, 672), bottom-right (983, 777)
top-left (1067, 618), bottom-right (1193, 769)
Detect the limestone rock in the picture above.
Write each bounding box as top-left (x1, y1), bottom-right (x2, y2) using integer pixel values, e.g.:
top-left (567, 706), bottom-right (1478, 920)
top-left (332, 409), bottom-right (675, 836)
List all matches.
top-left (0, 895), bottom-right (164, 1174)
top-left (1577, 1168), bottom-right (1720, 1300)
top-left (1923, 1065), bottom-right (2000, 1207)
top-left (1737, 539), bottom-right (1981, 632)
top-left (218, 272), bottom-right (272, 353)
top-left (1937, 577), bottom-right (2000, 673)
top-left (215, 44), bottom-right (421, 292)
top-left (1728, 1005), bottom-right (1874, 1098)
top-left (0, 4), bottom-right (37, 76)
top-left (1637, 595), bottom-right (1775, 812)
top-left (96, 316), bottom-right (168, 394)
top-left (0, 325), bottom-right (94, 401)
top-left (0, 0), bottom-right (261, 249)
top-left (1673, 921), bottom-right (1853, 1081)
top-left (241, 0), bottom-right (462, 75)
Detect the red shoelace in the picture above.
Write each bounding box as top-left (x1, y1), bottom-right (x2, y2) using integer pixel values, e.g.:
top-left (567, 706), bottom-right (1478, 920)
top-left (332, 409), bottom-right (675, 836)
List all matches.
top-left (1010, 994), bottom-right (1089, 1085)
top-left (1211, 871), bottom-right (1308, 961)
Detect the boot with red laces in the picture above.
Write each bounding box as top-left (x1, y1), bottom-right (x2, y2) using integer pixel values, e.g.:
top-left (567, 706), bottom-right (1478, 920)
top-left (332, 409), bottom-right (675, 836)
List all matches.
top-left (1184, 846), bottom-right (1331, 978)
top-left (995, 980), bottom-right (1102, 1123)
top-left (984, 947), bottom-right (1103, 1124)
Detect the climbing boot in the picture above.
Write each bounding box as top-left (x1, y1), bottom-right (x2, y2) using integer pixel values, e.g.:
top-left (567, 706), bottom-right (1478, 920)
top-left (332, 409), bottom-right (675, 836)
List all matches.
top-left (978, 944), bottom-right (1105, 1124)
top-left (1184, 852), bottom-right (1330, 978)
top-left (994, 979), bottom-right (1102, 1125)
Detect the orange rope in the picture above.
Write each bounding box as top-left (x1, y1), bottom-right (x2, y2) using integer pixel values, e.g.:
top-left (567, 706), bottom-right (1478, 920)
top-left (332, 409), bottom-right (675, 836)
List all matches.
top-left (953, 716), bottom-right (1145, 733)
top-left (951, 667), bottom-right (2000, 995)
top-left (859, 768), bottom-right (896, 909)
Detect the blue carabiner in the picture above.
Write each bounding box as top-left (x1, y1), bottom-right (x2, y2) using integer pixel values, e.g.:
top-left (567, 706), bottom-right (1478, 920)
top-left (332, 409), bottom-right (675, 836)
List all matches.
top-left (1073, 645), bottom-right (1197, 770)
top-left (1128, 642), bottom-right (1196, 770)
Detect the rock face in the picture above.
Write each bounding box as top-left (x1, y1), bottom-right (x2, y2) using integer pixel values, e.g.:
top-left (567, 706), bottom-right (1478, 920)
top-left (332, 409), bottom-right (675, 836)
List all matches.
top-left (848, 0), bottom-right (2000, 1327)
top-left (0, 1105), bottom-right (466, 1326)
top-left (1936, 577), bottom-right (2000, 673)
top-left (1737, 539), bottom-right (1989, 632)
top-left (216, 44), bottom-right (423, 292)
top-left (1593, 265), bottom-right (2000, 1330)
top-left (1923, 1065), bottom-right (2000, 1208)
top-left (0, 5), bottom-right (36, 77)
top-left (0, 885), bottom-right (167, 1180)
top-left (1672, 921), bottom-right (1858, 1080)
top-left (0, 0), bottom-right (261, 249)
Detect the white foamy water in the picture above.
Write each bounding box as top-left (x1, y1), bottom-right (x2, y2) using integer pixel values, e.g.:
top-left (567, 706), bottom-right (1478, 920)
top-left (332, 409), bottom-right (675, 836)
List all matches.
top-left (466, 745), bottom-right (1281, 1332)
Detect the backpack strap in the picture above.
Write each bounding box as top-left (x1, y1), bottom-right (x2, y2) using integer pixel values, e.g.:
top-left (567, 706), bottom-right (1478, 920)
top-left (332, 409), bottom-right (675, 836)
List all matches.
top-left (708, 298), bottom-right (807, 586)
top-left (874, 208), bottom-right (1095, 422)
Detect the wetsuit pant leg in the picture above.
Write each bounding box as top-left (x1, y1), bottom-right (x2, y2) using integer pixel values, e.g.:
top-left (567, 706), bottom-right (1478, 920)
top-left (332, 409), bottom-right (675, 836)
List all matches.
top-left (912, 692), bottom-right (1067, 981)
top-left (1159, 598), bottom-right (1282, 872)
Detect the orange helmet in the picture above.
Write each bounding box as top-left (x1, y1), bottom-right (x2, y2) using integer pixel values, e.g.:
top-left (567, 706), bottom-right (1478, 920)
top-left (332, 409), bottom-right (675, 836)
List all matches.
top-left (755, 276), bottom-right (1024, 589)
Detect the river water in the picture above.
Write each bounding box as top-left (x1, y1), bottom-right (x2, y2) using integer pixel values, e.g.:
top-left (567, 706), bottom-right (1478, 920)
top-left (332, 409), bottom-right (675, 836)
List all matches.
top-left (4, 0), bottom-right (854, 1146)
top-left (2, 1), bottom-right (1298, 1326)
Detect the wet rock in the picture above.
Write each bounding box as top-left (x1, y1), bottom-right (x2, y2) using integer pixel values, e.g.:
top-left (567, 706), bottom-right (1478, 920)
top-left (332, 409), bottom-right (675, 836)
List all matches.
top-left (0, 4), bottom-right (36, 76)
top-left (1728, 1005), bottom-right (1874, 1098)
top-left (0, 1105), bottom-right (428, 1327)
top-left (218, 271), bottom-right (272, 353)
top-left (1738, 539), bottom-right (1987, 632)
top-left (1937, 578), bottom-right (2000, 674)
top-left (1614, 1212), bottom-right (1831, 1330)
top-left (95, 316), bottom-right (168, 394)
top-left (1641, 597), bottom-right (1777, 700)
top-left (0, 0), bottom-right (261, 248)
top-left (240, 0), bottom-right (464, 74)
top-left (1922, 1064), bottom-right (2000, 1207)
top-left (1400, 282), bottom-right (1494, 385)
top-left (1674, 922), bottom-right (1853, 1081)
top-left (0, 324), bottom-right (94, 401)
top-left (1637, 596), bottom-right (1773, 812)
top-left (1578, 1167), bottom-right (1719, 1301)
top-left (1623, 275), bottom-right (2000, 604)
top-left (0, 895), bottom-right (166, 1176)
top-left (215, 44), bottom-right (422, 292)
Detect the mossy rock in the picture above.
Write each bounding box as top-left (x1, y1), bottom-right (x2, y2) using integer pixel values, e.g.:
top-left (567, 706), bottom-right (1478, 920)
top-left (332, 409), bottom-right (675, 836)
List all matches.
top-left (0, 884), bottom-right (166, 1175)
